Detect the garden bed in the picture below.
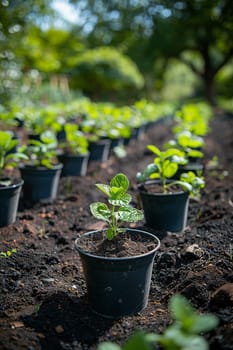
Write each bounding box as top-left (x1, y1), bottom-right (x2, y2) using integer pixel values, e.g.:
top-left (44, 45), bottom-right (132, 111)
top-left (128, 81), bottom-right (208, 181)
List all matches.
top-left (0, 112), bottom-right (232, 350)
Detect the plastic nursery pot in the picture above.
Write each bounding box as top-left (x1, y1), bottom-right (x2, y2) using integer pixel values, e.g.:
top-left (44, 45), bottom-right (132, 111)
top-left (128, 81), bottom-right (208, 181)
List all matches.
top-left (0, 178), bottom-right (24, 228)
top-left (57, 153), bottom-right (89, 177)
top-left (138, 181), bottom-right (190, 233)
top-left (74, 228), bottom-right (160, 318)
top-left (88, 139), bottom-right (111, 162)
top-left (20, 164), bottom-right (63, 203)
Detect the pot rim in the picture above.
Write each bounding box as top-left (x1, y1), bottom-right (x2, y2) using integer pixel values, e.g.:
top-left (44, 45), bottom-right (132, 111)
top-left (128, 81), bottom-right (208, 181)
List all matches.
top-left (137, 179), bottom-right (189, 196)
top-left (57, 151), bottom-right (90, 158)
top-left (75, 228), bottom-right (160, 261)
top-left (0, 177), bottom-right (24, 189)
top-left (19, 163), bottom-right (63, 171)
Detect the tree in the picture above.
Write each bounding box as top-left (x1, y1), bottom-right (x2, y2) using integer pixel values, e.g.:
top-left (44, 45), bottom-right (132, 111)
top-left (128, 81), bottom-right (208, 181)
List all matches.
top-left (0, 0), bottom-right (54, 102)
top-left (70, 0), bottom-right (233, 105)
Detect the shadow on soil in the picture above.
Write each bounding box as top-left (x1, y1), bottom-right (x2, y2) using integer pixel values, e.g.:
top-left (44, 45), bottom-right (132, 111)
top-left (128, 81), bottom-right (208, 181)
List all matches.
top-left (23, 291), bottom-right (114, 350)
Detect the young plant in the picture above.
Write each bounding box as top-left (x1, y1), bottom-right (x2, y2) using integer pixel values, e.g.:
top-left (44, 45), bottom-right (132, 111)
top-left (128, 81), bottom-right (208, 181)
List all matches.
top-left (164, 130), bottom-right (204, 160)
top-left (0, 248), bottom-right (17, 258)
top-left (90, 173), bottom-right (144, 240)
top-left (137, 145), bottom-right (204, 196)
top-left (98, 294), bottom-right (218, 350)
top-left (61, 123), bottom-right (89, 155)
top-left (19, 130), bottom-right (58, 168)
top-left (0, 130), bottom-right (28, 184)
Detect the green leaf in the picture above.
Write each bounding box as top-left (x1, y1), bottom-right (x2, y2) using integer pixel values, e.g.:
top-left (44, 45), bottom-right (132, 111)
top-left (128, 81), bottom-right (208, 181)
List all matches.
top-left (109, 186), bottom-right (126, 199)
top-left (90, 202), bottom-right (111, 221)
top-left (147, 145), bottom-right (161, 156)
top-left (170, 295), bottom-right (195, 322)
top-left (109, 193), bottom-right (132, 206)
top-left (163, 160), bottom-right (178, 178)
top-left (123, 331), bottom-right (153, 350)
top-left (188, 150), bottom-right (204, 159)
top-left (163, 148), bottom-right (185, 159)
top-left (190, 314), bottom-right (219, 334)
top-left (96, 183), bottom-right (111, 197)
top-left (110, 173), bottom-right (129, 192)
top-left (117, 206), bottom-right (144, 223)
top-left (98, 342), bottom-right (122, 350)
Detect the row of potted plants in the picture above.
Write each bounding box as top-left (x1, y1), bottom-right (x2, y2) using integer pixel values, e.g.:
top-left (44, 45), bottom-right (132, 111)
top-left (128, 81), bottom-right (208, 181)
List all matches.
top-left (0, 101), bottom-right (211, 322)
top-left (73, 102), bottom-right (212, 318)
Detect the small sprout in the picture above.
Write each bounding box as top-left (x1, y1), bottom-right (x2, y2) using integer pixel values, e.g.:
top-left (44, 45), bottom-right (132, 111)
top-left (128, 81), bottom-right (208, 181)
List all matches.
top-left (90, 173), bottom-right (144, 240)
top-left (0, 248), bottom-right (17, 258)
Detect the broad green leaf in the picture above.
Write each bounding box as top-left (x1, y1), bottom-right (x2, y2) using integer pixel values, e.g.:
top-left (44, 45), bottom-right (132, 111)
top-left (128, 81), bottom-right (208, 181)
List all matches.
top-left (117, 206), bottom-right (144, 222)
top-left (188, 149), bottom-right (204, 158)
top-left (109, 193), bottom-right (132, 206)
top-left (109, 186), bottom-right (125, 199)
top-left (163, 148), bottom-right (185, 159)
top-left (123, 331), bottom-right (152, 350)
top-left (110, 173), bottom-right (129, 192)
top-left (174, 181), bottom-right (193, 192)
top-left (190, 314), bottom-right (219, 334)
top-left (90, 202), bottom-right (111, 221)
top-left (170, 295), bottom-right (194, 322)
top-left (96, 183), bottom-right (111, 197)
top-left (171, 155), bottom-right (187, 165)
top-left (147, 145), bottom-right (161, 156)
top-left (0, 131), bottom-right (12, 149)
top-left (163, 160), bottom-right (178, 178)
top-left (163, 328), bottom-right (208, 350)
top-left (149, 173), bottom-right (160, 179)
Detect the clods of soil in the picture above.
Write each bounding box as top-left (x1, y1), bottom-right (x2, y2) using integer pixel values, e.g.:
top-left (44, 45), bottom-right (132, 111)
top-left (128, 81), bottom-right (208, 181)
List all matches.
top-left (0, 112), bottom-right (232, 350)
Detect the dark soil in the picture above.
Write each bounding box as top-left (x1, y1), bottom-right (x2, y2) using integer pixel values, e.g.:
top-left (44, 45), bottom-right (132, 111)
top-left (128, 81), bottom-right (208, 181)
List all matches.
top-left (76, 229), bottom-right (158, 257)
top-left (0, 112), bottom-right (233, 350)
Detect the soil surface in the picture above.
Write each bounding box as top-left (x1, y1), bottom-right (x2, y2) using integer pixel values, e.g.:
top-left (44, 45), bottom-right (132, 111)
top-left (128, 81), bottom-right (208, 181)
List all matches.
top-left (0, 111), bottom-right (233, 350)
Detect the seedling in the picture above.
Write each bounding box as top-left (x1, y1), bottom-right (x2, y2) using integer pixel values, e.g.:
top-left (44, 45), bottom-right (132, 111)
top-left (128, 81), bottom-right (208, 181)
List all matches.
top-left (137, 145), bottom-right (204, 196)
top-left (60, 123), bottom-right (89, 155)
top-left (19, 130), bottom-right (58, 168)
top-left (98, 294), bottom-right (218, 350)
top-left (0, 248), bottom-right (17, 258)
top-left (90, 173), bottom-right (144, 240)
top-left (0, 130), bottom-right (28, 185)
top-left (164, 130), bottom-right (204, 160)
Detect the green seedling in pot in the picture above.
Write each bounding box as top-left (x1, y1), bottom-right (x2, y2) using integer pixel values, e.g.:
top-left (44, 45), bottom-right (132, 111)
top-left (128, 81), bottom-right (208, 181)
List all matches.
top-left (137, 145), bottom-right (204, 197)
top-left (90, 173), bottom-right (144, 240)
top-left (0, 130), bottom-right (28, 185)
top-left (164, 130), bottom-right (204, 160)
top-left (19, 130), bottom-right (58, 169)
top-left (98, 294), bottom-right (218, 350)
top-left (60, 123), bottom-right (89, 155)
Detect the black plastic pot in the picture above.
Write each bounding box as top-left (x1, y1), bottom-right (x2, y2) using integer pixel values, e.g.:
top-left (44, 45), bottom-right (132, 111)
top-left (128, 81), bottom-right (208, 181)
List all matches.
top-left (20, 164), bottom-right (63, 203)
top-left (138, 181), bottom-right (189, 232)
top-left (57, 153), bottom-right (89, 177)
top-left (74, 228), bottom-right (160, 318)
top-left (0, 178), bottom-right (23, 227)
top-left (88, 139), bottom-right (111, 162)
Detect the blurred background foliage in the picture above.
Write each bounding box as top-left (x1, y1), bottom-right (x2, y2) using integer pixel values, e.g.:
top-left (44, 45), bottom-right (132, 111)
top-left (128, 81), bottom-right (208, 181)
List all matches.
top-left (0, 0), bottom-right (232, 107)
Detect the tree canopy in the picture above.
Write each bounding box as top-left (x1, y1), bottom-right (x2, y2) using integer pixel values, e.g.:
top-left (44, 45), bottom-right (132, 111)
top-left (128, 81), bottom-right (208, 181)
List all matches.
top-left (70, 0), bottom-right (233, 104)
